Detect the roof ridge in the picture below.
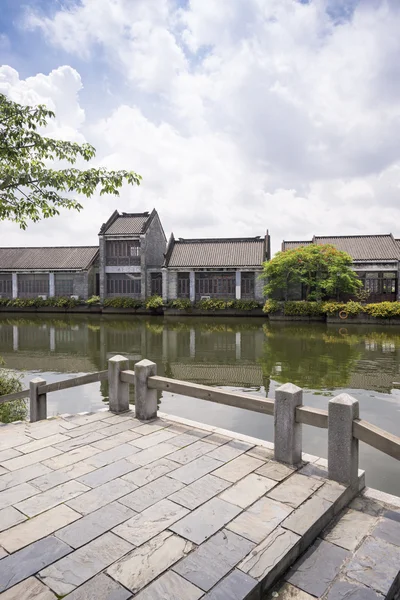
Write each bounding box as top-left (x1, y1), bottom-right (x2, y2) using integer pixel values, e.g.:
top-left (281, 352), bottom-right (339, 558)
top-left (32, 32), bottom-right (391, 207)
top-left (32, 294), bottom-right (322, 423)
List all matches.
top-left (314, 234), bottom-right (394, 239)
top-left (0, 246), bottom-right (99, 250)
top-left (175, 237), bottom-right (262, 243)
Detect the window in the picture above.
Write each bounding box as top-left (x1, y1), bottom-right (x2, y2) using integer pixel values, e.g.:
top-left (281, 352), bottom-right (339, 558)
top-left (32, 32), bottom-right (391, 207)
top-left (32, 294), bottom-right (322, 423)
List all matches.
top-left (106, 241), bottom-right (140, 266)
top-left (241, 272), bottom-right (255, 298)
top-left (364, 272), bottom-right (397, 296)
top-left (18, 274), bottom-right (49, 297)
top-left (178, 273), bottom-right (190, 298)
top-left (150, 273), bottom-right (162, 296)
top-left (195, 272), bottom-right (235, 299)
top-left (0, 274), bottom-right (12, 298)
top-left (106, 274), bottom-right (141, 296)
top-left (55, 273), bottom-right (74, 296)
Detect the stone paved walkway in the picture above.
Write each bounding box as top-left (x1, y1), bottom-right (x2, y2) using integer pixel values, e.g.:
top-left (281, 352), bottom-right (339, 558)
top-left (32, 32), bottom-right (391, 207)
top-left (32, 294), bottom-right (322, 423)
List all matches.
top-left (0, 409), bottom-right (399, 599)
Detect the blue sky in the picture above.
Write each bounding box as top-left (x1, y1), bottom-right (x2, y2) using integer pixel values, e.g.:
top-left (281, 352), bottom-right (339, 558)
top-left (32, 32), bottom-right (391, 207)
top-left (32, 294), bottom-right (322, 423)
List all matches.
top-left (1, 0), bottom-right (400, 251)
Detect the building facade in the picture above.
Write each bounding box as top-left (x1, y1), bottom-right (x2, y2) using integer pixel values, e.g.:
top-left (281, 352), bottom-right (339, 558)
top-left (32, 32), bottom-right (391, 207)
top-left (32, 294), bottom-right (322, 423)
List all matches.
top-left (163, 234), bottom-right (270, 302)
top-left (282, 234), bottom-right (400, 302)
top-left (98, 209), bottom-right (166, 301)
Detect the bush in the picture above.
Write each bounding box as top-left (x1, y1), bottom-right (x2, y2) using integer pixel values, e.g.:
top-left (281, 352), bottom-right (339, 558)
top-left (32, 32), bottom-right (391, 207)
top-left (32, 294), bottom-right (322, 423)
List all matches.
top-left (0, 296), bottom-right (80, 308)
top-left (263, 299), bottom-right (280, 314)
top-left (283, 301), bottom-right (325, 316)
top-left (145, 295), bottom-right (164, 310)
top-left (364, 302), bottom-right (400, 318)
top-left (231, 300), bottom-right (260, 310)
top-left (103, 297), bottom-right (144, 309)
top-left (322, 300), bottom-right (362, 316)
top-left (196, 299), bottom-right (228, 311)
top-left (86, 295), bottom-right (101, 305)
top-left (0, 360), bottom-right (27, 423)
top-left (168, 299), bottom-right (193, 310)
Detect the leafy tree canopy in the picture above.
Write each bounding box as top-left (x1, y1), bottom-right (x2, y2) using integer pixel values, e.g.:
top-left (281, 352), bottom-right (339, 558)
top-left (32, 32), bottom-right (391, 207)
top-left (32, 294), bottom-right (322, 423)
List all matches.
top-left (0, 93), bottom-right (141, 228)
top-left (262, 244), bottom-right (362, 301)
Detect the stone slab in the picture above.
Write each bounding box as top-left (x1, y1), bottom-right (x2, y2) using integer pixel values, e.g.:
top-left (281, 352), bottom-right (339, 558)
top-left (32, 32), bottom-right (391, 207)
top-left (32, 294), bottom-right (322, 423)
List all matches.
top-left (286, 539), bottom-right (350, 597)
top-left (344, 535), bottom-right (400, 596)
top-left (246, 446), bottom-right (275, 461)
top-left (85, 444), bottom-right (139, 469)
top-left (372, 515), bottom-right (400, 547)
top-left (323, 508), bottom-right (377, 550)
top-left (174, 529), bottom-right (255, 591)
top-left (220, 473), bottom-right (277, 509)
top-left (265, 582), bottom-right (315, 599)
top-left (282, 494), bottom-right (333, 539)
top-left (0, 482), bottom-right (39, 510)
top-left (0, 434), bottom-right (32, 451)
top-left (255, 461), bottom-right (295, 482)
top-left (18, 434), bottom-right (70, 454)
top-left (0, 547), bottom-right (7, 559)
top-left (212, 454), bottom-right (263, 483)
top-left (123, 458), bottom-right (180, 487)
top-left (169, 474), bottom-right (230, 510)
top-left (170, 497), bottom-right (241, 544)
top-left (227, 497), bottom-right (292, 543)
top-left (168, 455), bottom-right (223, 485)
top-left (0, 463), bottom-right (51, 492)
top-left (134, 571), bottom-right (203, 600)
top-left (107, 531), bottom-right (194, 594)
top-left (42, 445), bottom-right (100, 470)
top-left (168, 433), bottom-right (205, 449)
top-left (77, 458), bottom-right (137, 487)
top-left (0, 576), bottom-right (57, 600)
top-left (113, 498), bottom-right (189, 546)
top-left (54, 431), bottom-right (107, 452)
top-left (168, 440), bottom-right (215, 465)
top-left (15, 480), bottom-right (89, 517)
top-left (57, 461), bottom-right (96, 479)
top-left (91, 430), bottom-right (141, 450)
top-left (130, 429), bottom-right (178, 449)
top-left (62, 573), bottom-right (132, 600)
top-left (267, 474), bottom-right (323, 508)
top-left (316, 480), bottom-right (346, 503)
top-left (0, 506), bottom-right (26, 533)
top-left (30, 469), bottom-right (72, 492)
top-left (0, 504), bottom-right (81, 553)
top-left (119, 475), bottom-right (184, 512)
top-left (0, 449), bottom-right (21, 463)
top-left (126, 442), bottom-right (176, 466)
top-left (63, 420), bottom-right (111, 438)
top-left (66, 477), bottom-right (136, 515)
top-left (66, 411), bottom-right (109, 426)
top-left (56, 501), bottom-right (135, 548)
top-left (133, 421), bottom-right (170, 435)
top-left (206, 440), bottom-right (253, 462)
top-left (203, 569), bottom-right (258, 600)
top-left (0, 535), bottom-right (72, 593)
top-left (325, 580), bottom-right (384, 599)
top-left (39, 532), bottom-right (132, 596)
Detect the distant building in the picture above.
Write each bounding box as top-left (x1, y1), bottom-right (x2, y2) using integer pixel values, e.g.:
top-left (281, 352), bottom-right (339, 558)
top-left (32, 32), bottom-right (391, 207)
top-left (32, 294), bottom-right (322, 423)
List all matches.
top-left (282, 234), bottom-right (400, 302)
top-left (0, 246), bottom-right (99, 300)
top-left (98, 209), bottom-right (167, 300)
top-left (163, 234), bottom-right (270, 302)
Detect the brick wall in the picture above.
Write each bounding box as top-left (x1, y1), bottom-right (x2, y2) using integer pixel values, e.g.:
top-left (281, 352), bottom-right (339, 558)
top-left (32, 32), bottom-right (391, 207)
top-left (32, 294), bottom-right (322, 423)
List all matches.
top-left (254, 270), bottom-right (265, 302)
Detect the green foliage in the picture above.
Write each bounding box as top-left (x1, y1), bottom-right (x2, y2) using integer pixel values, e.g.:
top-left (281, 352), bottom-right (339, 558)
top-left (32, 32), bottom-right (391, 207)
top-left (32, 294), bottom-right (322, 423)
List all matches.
top-left (231, 300), bottom-right (260, 310)
top-left (263, 299), bottom-right (280, 314)
top-left (168, 298), bottom-right (193, 310)
top-left (283, 301), bottom-right (325, 316)
top-left (145, 295), bottom-right (164, 310)
top-left (364, 302), bottom-right (400, 318)
top-left (262, 244), bottom-right (362, 301)
top-left (195, 299), bottom-right (261, 311)
top-left (0, 296), bottom-right (80, 308)
top-left (196, 299), bottom-right (228, 311)
top-left (86, 295), bottom-right (101, 305)
top-left (0, 93), bottom-right (141, 228)
top-left (103, 297), bottom-right (144, 309)
top-left (322, 300), bottom-right (362, 316)
top-left (0, 358), bottom-right (27, 423)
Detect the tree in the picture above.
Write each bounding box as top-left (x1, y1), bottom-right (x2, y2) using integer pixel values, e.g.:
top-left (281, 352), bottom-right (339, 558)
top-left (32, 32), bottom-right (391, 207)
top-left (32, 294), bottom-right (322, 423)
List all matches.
top-left (262, 244), bottom-right (362, 301)
top-left (0, 93), bottom-right (141, 228)
top-left (0, 358), bottom-right (26, 423)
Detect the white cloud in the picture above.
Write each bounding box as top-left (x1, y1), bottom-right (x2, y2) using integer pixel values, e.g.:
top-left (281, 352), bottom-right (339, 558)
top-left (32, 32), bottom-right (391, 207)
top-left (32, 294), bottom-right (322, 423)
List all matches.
top-left (1, 0), bottom-right (400, 252)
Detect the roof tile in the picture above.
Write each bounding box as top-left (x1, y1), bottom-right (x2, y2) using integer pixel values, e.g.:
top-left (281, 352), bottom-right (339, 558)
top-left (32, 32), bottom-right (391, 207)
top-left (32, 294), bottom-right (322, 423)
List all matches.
top-left (282, 235), bottom-right (400, 261)
top-left (0, 247), bottom-right (99, 271)
top-left (166, 238), bottom-right (265, 268)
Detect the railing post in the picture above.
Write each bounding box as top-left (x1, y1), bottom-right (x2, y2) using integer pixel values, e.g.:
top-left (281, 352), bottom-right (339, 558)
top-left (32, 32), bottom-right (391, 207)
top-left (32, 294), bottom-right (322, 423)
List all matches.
top-left (328, 393), bottom-right (359, 488)
top-left (108, 355), bottom-right (130, 413)
top-left (134, 359), bottom-right (157, 421)
top-left (274, 382), bottom-right (303, 466)
top-left (29, 377), bottom-right (47, 423)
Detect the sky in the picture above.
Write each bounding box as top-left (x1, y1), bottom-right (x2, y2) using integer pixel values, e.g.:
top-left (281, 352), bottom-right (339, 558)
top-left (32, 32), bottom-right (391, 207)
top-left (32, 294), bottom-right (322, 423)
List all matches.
top-left (1, 0), bottom-right (400, 254)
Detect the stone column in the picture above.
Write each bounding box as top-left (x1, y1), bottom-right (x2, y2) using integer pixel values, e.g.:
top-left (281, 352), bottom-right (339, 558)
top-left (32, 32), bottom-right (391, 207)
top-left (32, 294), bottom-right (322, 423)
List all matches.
top-left (328, 393), bottom-right (359, 488)
top-left (12, 325), bottom-right (18, 352)
top-left (162, 268), bottom-right (168, 302)
top-left (99, 236), bottom-right (106, 301)
top-left (49, 273), bottom-right (55, 297)
top-left (274, 382), bottom-right (303, 466)
top-left (134, 359), bottom-right (158, 421)
top-left (108, 355), bottom-right (130, 413)
top-left (12, 273), bottom-right (18, 299)
top-left (189, 271), bottom-right (195, 302)
top-left (30, 377), bottom-right (47, 423)
top-left (236, 271), bottom-right (241, 300)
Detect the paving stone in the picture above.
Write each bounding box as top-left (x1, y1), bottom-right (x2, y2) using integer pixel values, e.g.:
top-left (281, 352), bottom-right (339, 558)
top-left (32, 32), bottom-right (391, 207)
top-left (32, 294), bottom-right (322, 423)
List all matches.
top-left (203, 433), bottom-right (231, 446)
top-left (267, 474), bottom-right (323, 508)
top-left (0, 464), bottom-right (58, 492)
top-left (255, 461), bottom-right (295, 482)
top-left (67, 411), bottom-right (110, 426)
top-left (0, 449), bottom-right (22, 462)
top-left (0, 467), bottom-right (7, 476)
top-left (286, 539), bottom-right (350, 597)
top-left (61, 573), bottom-right (131, 600)
top-left (246, 445), bottom-right (274, 461)
top-left (57, 461), bottom-right (96, 479)
top-left (29, 420), bottom-right (75, 438)
top-left (203, 569), bottom-right (257, 600)
top-left (168, 455), bottom-right (223, 485)
top-left (66, 477), bottom-right (136, 515)
top-left (133, 420), bottom-right (170, 434)
top-left (42, 445), bottom-right (100, 470)
top-left (131, 429), bottom-right (178, 449)
top-left (0, 547), bottom-right (7, 559)
top-left (0, 506), bottom-right (26, 533)
top-left (56, 502), bottom-right (135, 548)
top-left (298, 462), bottom-right (328, 480)
top-left (384, 508), bottom-right (400, 523)
top-left (169, 474), bottom-right (231, 510)
top-left (206, 440), bottom-right (253, 463)
top-left (85, 444), bottom-right (140, 469)
top-left (239, 526), bottom-right (300, 585)
top-left (31, 469), bottom-right (71, 492)
top-left (282, 494), bottom-right (333, 537)
top-left (316, 480), bottom-right (346, 503)
top-left (168, 440), bottom-right (215, 465)
top-left (77, 458), bottom-right (137, 487)
top-left (227, 497), bottom-right (292, 543)
top-left (101, 414), bottom-right (135, 426)
top-left (345, 535), bottom-right (400, 596)
top-left (170, 497), bottom-right (241, 544)
top-left (326, 580), bottom-right (385, 599)
top-left (65, 420), bottom-right (111, 438)
top-left (185, 428), bottom-right (210, 439)
top-left (167, 433), bottom-right (200, 448)
top-left (0, 576), bottom-right (57, 600)
top-left (123, 458), bottom-right (180, 486)
top-left (119, 475), bottom-right (184, 512)
top-left (163, 422), bottom-right (191, 434)
top-left (323, 508), bottom-right (377, 550)
top-left (54, 431), bottom-right (107, 452)
top-left (0, 434), bottom-right (33, 450)
top-left (134, 570), bottom-right (203, 600)
top-left (212, 454), bottom-right (264, 483)
top-left (107, 531), bottom-right (194, 594)
top-left (39, 532), bottom-right (132, 596)
top-left (91, 430), bottom-right (142, 450)
top-left (15, 480), bottom-right (89, 517)
top-left (0, 504), bottom-right (81, 553)
top-left (0, 446), bottom-right (62, 472)
top-left (265, 582), bottom-right (315, 599)
top-left (0, 482), bottom-right (39, 510)
top-left (113, 498), bottom-right (189, 545)
top-left (173, 529), bottom-right (254, 591)
top-left (372, 515), bottom-right (400, 547)
top-left (126, 442), bottom-right (176, 466)
top-left (0, 535), bottom-right (72, 593)
top-left (220, 473), bottom-right (277, 508)
top-left (18, 433), bottom-right (71, 454)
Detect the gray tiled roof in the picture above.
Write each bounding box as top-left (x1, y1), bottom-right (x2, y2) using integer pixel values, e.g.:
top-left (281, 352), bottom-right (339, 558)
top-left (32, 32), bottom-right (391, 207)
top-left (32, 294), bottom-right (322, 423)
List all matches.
top-left (105, 215), bottom-right (149, 235)
top-left (166, 238), bottom-right (266, 268)
top-left (0, 247), bottom-right (99, 271)
top-left (282, 235), bottom-right (400, 261)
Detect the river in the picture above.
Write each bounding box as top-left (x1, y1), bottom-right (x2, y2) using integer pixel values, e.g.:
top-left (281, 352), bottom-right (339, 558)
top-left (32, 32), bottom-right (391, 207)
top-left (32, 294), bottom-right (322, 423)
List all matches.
top-left (0, 313), bottom-right (399, 495)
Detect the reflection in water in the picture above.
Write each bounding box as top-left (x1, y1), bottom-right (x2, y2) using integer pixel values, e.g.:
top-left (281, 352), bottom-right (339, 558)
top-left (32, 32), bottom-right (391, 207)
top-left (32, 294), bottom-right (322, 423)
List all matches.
top-left (0, 314), bottom-right (399, 494)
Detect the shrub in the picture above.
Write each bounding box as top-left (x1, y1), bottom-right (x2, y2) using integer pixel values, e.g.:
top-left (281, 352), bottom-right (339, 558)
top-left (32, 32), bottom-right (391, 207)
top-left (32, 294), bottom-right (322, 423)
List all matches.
top-left (196, 299), bottom-right (228, 311)
top-left (0, 360), bottom-right (27, 423)
top-left (283, 301), bottom-right (325, 316)
top-left (86, 295), bottom-right (101, 305)
top-left (103, 297), bottom-right (144, 309)
top-left (232, 300), bottom-right (260, 310)
top-left (364, 302), bottom-right (400, 318)
top-left (0, 296), bottom-right (80, 309)
top-left (145, 295), bottom-right (164, 310)
top-left (168, 299), bottom-right (193, 310)
top-left (322, 300), bottom-right (362, 316)
top-left (263, 299), bottom-right (280, 314)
